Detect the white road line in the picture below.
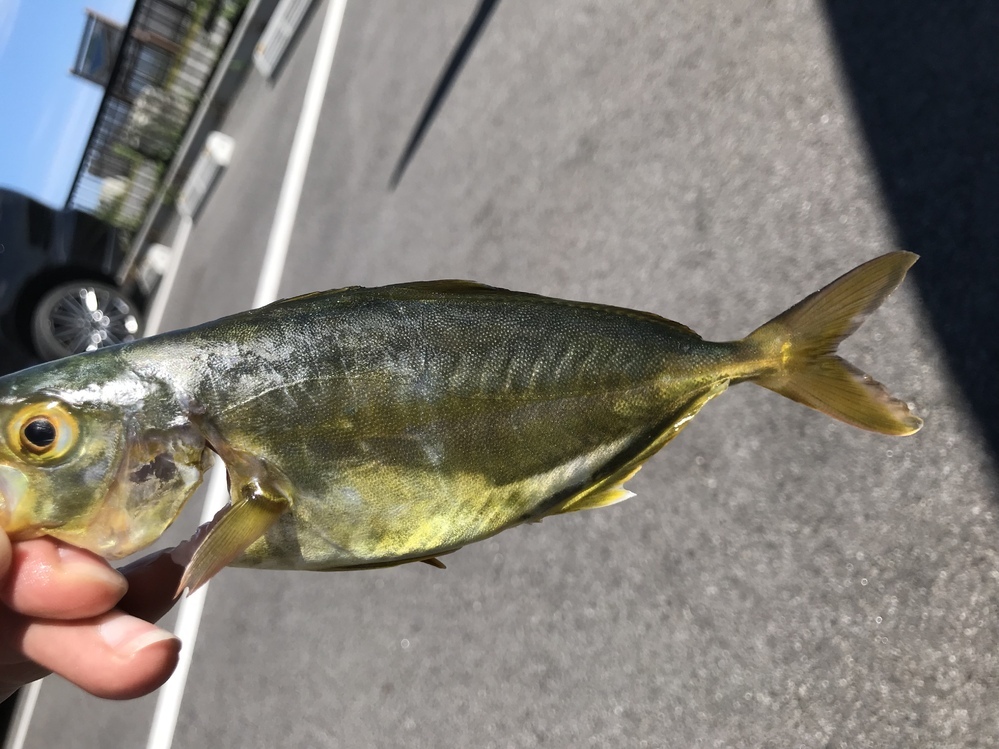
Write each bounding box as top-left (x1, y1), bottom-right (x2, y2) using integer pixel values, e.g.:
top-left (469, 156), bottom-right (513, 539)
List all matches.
top-left (143, 216), bottom-right (195, 336)
top-left (4, 679), bottom-right (40, 749)
top-left (145, 2), bottom-right (350, 748)
top-left (144, 469), bottom-right (227, 749)
top-left (255, 0), bottom-right (348, 308)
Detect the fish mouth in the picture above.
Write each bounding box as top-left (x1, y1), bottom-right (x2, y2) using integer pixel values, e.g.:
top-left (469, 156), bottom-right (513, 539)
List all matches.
top-left (0, 465), bottom-right (27, 529)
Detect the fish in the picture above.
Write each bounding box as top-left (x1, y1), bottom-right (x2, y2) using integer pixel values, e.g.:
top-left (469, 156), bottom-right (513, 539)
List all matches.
top-left (0, 252), bottom-right (922, 593)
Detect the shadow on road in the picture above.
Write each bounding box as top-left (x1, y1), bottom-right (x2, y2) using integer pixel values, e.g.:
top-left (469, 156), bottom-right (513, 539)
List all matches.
top-left (823, 1), bottom-right (999, 461)
top-left (389, 0), bottom-right (503, 188)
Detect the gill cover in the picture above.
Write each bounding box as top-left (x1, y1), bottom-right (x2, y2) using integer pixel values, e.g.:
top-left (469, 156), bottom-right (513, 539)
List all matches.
top-left (81, 420), bottom-right (213, 559)
top-left (0, 381), bottom-right (211, 560)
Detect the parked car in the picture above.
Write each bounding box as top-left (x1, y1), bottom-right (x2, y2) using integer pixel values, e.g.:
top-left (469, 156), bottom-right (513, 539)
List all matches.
top-left (0, 188), bottom-right (144, 376)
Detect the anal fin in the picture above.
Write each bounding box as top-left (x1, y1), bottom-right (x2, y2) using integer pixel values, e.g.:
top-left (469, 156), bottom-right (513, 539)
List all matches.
top-left (557, 465), bottom-right (641, 514)
top-left (553, 380), bottom-right (730, 518)
top-left (420, 557), bottom-right (447, 569)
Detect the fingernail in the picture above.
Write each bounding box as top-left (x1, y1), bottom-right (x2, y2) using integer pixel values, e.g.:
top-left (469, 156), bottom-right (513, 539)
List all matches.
top-left (99, 615), bottom-right (180, 658)
top-left (57, 545), bottom-right (128, 595)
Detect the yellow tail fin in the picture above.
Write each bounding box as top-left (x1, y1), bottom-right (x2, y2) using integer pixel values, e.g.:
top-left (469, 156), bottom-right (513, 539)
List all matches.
top-left (744, 252), bottom-right (922, 436)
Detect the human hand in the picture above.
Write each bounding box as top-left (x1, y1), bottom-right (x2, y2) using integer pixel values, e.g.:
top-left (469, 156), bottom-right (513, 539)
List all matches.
top-left (0, 532), bottom-right (184, 701)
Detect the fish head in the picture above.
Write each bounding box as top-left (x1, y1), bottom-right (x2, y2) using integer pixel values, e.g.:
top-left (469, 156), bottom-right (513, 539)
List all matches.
top-left (0, 355), bottom-right (211, 560)
top-left (0, 388), bottom-right (127, 543)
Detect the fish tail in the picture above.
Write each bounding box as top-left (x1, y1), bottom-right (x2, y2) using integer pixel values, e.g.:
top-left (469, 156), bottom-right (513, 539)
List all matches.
top-left (740, 252), bottom-right (922, 436)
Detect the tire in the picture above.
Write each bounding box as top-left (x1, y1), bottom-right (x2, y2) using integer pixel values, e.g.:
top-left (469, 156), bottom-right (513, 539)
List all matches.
top-left (30, 280), bottom-right (143, 361)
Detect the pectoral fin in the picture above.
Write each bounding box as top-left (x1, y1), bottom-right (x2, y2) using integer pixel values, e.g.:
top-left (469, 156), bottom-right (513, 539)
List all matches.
top-left (177, 483), bottom-right (289, 595)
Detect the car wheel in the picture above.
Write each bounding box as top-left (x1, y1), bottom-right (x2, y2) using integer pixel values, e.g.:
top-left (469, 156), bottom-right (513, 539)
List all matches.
top-left (30, 281), bottom-right (143, 361)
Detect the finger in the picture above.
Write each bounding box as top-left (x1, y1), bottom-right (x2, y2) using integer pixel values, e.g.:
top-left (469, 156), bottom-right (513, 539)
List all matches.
top-left (16, 611), bottom-right (180, 700)
top-left (117, 549), bottom-right (184, 623)
top-left (1, 539), bottom-right (127, 620)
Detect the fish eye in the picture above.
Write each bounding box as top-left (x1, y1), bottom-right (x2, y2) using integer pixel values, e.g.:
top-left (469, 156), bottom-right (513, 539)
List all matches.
top-left (21, 417), bottom-right (57, 452)
top-left (7, 402), bottom-right (78, 461)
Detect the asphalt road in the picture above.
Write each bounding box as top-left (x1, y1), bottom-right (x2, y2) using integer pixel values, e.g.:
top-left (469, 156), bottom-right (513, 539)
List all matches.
top-left (19, 1), bottom-right (999, 747)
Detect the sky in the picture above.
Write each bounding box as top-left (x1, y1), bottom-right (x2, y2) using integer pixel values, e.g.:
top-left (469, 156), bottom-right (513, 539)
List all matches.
top-left (0, 0), bottom-right (136, 208)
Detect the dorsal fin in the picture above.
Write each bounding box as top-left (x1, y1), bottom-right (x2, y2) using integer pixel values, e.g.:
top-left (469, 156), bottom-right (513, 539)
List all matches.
top-left (385, 281), bottom-right (702, 338)
top-left (386, 279), bottom-right (511, 295)
top-left (270, 281), bottom-right (701, 339)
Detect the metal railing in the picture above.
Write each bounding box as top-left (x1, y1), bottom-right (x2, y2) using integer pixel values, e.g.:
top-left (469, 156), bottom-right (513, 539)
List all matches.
top-left (66, 0), bottom-right (249, 234)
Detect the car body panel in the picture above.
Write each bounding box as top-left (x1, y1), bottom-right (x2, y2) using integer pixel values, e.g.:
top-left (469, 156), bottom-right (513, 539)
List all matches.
top-left (0, 188), bottom-right (142, 375)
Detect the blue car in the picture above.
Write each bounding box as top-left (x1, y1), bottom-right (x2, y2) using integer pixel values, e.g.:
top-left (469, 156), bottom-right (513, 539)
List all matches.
top-left (0, 188), bottom-right (144, 375)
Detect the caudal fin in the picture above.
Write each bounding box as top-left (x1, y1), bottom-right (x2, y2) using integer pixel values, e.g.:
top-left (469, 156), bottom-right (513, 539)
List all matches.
top-left (743, 252), bottom-right (922, 436)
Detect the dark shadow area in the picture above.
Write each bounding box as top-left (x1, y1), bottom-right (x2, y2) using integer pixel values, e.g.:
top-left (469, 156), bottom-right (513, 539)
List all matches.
top-left (0, 690), bottom-right (17, 745)
top-left (389, 0), bottom-right (502, 188)
top-left (823, 1), bottom-right (999, 460)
